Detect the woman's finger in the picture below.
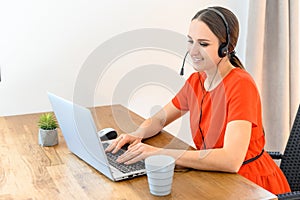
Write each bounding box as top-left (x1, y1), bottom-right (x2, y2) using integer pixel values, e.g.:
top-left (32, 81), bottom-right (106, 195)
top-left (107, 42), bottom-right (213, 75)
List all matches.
top-left (117, 144), bottom-right (143, 163)
top-left (124, 153), bottom-right (145, 165)
top-left (128, 139), bottom-right (141, 149)
top-left (112, 135), bottom-right (128, 153)
top-left (104, 139), bottom-right (117, 152)
top-left (105, 135), bottom-right (124, 152)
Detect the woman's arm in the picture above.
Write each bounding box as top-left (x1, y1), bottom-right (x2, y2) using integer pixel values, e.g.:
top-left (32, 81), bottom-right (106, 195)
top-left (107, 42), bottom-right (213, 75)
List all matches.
top-left (133, 102), bottom-right (187, 139)
top-left (117, 120), bottom-right (251, 173)
top-left (105, 101), bottom-right (187, 153)
top-left (163, 120), bottom-right (251, 172)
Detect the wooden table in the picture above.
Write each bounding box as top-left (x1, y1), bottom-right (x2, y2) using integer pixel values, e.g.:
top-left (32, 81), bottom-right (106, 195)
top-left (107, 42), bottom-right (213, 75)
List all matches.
top-left (0, 105), bottom-right (277, 199)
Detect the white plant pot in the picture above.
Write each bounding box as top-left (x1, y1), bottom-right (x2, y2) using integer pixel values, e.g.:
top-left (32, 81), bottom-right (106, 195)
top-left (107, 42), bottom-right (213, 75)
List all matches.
top-left (38, 128), bottom-right (58, 146)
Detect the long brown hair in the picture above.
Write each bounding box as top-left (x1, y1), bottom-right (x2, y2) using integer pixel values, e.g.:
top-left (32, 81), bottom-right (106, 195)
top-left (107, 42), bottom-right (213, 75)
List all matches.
top-left (192, 6), bottom-right (244, 69)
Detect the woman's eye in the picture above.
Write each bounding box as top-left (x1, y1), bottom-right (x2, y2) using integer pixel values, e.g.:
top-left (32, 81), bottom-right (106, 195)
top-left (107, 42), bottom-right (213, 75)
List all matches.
top-left (187, 40), bottom-right (209, 47)
top-left (199, 42), bottom-right (209, 47)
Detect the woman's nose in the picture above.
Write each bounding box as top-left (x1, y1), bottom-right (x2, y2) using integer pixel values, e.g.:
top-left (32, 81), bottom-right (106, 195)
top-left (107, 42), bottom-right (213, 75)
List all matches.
top-left (189, 43), bottom-right (201, 57)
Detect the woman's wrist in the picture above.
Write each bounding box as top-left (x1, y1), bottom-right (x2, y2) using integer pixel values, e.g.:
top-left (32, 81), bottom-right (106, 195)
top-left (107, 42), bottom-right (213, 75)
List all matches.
top-left (130, 130), bottom-right (145, 139)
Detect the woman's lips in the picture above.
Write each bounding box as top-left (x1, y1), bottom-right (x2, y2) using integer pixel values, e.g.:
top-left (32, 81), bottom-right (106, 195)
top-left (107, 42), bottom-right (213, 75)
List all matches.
top-left (192, 57), bottom-right (204, 63)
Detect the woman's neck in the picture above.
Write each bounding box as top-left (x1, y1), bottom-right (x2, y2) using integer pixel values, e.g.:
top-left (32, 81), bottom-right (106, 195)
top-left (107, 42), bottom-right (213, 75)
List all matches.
top-left (204, 58), bottom-right (234, 91)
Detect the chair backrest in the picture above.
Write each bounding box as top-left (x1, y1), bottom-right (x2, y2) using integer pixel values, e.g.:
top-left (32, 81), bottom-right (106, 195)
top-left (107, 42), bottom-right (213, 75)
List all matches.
top-left (280, 104), bottom-right (300, 192)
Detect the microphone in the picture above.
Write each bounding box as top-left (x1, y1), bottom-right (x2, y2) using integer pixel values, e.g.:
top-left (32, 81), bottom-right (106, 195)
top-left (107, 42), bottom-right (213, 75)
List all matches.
top-left (180, 51), bottom-right (189, 76)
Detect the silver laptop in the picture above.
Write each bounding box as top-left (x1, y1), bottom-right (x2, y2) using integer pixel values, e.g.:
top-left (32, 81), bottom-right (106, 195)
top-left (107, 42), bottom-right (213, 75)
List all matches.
top-left (47, 92), bottom-right (146, 181)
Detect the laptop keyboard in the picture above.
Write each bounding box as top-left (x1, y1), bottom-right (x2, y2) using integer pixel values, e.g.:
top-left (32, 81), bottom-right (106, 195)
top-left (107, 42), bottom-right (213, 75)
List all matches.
top-left (102, 143), bottom-right (145, 173)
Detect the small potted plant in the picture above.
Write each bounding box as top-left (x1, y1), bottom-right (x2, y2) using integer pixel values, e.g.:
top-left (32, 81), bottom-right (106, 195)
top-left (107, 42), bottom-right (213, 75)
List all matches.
top-left (38, 113), bottom-right (59, 146)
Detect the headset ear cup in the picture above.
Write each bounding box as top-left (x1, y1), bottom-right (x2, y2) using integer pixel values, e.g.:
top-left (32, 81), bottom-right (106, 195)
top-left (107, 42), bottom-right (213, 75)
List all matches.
top-left (218, 43), bottom-right (228, 58)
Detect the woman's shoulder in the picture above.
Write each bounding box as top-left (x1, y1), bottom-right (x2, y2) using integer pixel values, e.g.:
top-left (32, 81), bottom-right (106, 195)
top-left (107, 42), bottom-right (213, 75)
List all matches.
top-left (186, 72), bottom-right (205, 82)
top-left (230, 68), bottom-right (252, 78)
top-left (188, 72), bottom-right (200, 79)
top-left (228, 68), bottom-right (256, 85)
top-left (226, 68), bottom-right (259, 93)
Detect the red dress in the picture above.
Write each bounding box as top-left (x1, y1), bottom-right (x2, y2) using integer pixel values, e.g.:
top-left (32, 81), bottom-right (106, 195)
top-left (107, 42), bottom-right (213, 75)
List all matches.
top-left (172, 68), bottom-right (291, 195)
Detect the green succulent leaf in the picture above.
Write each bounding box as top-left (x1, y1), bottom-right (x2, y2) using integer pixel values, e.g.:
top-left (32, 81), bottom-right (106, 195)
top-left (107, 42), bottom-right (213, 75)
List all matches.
top-left (38, 113), bottom-right (58, 130)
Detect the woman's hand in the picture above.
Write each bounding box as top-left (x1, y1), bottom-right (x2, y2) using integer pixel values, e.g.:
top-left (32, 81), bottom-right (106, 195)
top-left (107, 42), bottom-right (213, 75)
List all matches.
top-left (105, 133), bottom-right (161, 164)
top-left (105, 133), bottom-right (142, 154)
top-left (116, 143), bottom-right (160, 164)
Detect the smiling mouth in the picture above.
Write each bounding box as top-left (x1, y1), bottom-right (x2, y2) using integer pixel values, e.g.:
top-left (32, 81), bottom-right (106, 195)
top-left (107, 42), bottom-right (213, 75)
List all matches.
top-left (192, 58), bottom-right (204, 62)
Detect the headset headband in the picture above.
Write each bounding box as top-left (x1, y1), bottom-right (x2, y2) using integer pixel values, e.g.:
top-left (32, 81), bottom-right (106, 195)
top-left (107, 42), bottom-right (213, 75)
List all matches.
top-left (207, 7), bottom-right (230, 57)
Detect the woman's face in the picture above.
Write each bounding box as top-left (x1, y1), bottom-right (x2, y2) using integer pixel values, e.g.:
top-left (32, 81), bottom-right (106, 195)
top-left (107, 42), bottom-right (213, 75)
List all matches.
top-left (188, 20), bottom-right (221, 72)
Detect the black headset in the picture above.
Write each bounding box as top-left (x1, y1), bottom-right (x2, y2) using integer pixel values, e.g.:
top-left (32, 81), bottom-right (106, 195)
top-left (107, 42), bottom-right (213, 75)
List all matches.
top-left (207, 7), bottom-right (230, 58)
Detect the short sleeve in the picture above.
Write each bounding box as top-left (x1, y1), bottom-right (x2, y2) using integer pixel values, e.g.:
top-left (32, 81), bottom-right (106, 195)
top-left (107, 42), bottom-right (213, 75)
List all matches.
top-left (227, 78), bottom-right (260, 126)
top-left (172, 80), bottom-right (190, 111)
top-left (172, 73), bottom-right (199, 111)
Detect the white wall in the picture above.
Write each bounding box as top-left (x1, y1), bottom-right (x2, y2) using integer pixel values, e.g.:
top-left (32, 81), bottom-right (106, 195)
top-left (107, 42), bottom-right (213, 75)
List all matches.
top-left (0, 0), bottom-right (249, 145)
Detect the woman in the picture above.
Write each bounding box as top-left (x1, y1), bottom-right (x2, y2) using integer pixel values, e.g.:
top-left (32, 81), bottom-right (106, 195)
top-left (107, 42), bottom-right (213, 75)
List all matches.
top-left (106, 6), bottom-right (291, 195)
